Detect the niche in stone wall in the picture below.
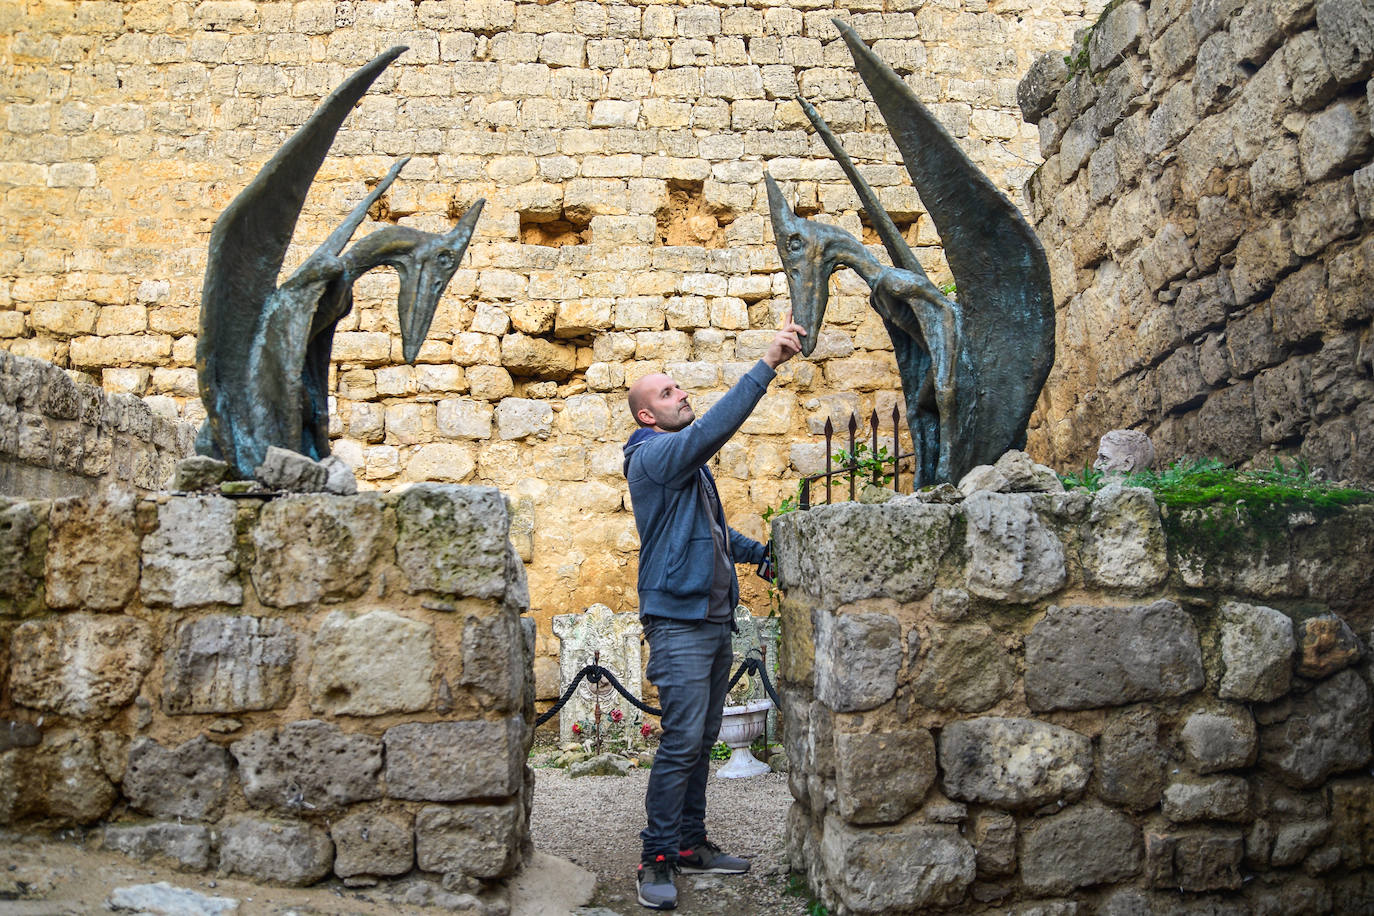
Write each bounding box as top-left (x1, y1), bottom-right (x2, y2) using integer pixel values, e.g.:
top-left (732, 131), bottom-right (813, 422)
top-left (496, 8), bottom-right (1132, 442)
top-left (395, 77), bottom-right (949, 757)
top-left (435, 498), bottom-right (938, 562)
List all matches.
top-left (519, 210), bottom-right (590, 247)
top-left (656, 180), bottom-right (732, 248)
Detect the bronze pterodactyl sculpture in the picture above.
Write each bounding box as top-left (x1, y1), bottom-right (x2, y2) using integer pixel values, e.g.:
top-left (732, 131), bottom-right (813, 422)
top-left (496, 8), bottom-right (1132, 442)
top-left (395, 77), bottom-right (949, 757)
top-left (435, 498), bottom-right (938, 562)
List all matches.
top-left (196, 46), bottom-right (484, 479)
top-left (767, 19), bottom-right (1054, 486)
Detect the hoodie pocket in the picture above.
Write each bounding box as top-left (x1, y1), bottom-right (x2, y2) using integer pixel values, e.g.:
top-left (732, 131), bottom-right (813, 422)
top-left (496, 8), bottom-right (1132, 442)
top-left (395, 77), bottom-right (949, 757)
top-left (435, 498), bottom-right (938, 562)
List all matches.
top-left (662, 536), bottom-right (713, 596)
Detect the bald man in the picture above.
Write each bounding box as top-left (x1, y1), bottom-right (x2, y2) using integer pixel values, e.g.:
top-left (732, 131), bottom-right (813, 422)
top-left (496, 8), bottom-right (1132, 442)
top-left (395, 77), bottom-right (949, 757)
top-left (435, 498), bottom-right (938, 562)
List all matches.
top-left (623, 311), bottom-right (805, 910)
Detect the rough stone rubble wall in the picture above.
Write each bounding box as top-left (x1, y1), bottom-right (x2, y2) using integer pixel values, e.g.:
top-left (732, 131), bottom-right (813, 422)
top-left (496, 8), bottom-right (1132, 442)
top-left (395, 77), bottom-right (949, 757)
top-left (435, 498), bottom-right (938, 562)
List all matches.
top-left (772, 486), bottom-right (1374, 914)
top-left (0, 0), bottom-right (1104, 689)
top-left (0, 484), bottom-right (534, 909)
top-left (0, 348), bottom-right (196, 497)
top-left (1019, 0), bottom-right (1374, 482)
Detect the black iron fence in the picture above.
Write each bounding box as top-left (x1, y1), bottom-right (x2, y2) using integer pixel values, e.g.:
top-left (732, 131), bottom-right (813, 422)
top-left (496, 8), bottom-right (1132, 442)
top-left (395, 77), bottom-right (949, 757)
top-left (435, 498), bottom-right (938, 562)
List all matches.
top-left (798, 407), bottom-right (916, 510)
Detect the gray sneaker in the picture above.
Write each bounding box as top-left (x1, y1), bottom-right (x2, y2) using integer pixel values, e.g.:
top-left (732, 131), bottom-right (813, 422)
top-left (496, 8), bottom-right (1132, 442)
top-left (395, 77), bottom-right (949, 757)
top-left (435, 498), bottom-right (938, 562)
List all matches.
top-left (637, 854), bottom-right (678, 910)
top-left (678, 838), bottom-right (750, 874)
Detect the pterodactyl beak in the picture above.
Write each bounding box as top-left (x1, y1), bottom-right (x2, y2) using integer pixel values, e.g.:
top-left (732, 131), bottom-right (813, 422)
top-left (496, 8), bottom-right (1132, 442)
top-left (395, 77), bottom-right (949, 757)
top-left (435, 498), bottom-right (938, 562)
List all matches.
top-left (765, 173), bottom-right (824, 357)
top-left (398, 199), bottom-right (485, 364)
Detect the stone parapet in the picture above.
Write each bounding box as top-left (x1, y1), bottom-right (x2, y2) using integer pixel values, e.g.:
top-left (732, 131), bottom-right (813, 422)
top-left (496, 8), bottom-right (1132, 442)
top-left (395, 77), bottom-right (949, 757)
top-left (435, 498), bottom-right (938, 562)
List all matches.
top-left (1019, 0), bottom-right (1374, 484)
top-left (0, 484), bottom-right (533, 912)
top-left (0, 349), bottom-right (195, 497)
top-left (773, 482), bottom-right (1374, 914)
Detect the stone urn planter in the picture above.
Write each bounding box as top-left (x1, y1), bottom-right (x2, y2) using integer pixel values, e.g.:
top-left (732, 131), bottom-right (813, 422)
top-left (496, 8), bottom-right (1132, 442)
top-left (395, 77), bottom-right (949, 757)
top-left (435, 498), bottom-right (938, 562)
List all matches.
top-left (714, 698), bottom-right (773, 778)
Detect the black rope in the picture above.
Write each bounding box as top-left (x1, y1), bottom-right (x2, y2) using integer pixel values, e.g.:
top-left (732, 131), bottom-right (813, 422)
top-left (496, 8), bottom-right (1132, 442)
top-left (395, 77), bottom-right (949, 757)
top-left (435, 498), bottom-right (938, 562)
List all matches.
top-left (534, 658), bottom-right (782, 728)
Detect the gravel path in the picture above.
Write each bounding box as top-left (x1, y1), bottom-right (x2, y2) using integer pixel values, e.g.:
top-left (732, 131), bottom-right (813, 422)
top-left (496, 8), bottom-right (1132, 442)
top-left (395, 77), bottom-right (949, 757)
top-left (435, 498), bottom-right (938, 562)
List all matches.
top-left (531, 761), bottom-right (807, 915)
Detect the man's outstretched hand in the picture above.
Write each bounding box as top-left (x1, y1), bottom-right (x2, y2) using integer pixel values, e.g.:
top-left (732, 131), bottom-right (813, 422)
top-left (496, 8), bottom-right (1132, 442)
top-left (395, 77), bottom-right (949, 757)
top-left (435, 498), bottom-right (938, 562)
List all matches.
top-left (763, 309), bottom-right (807, 369)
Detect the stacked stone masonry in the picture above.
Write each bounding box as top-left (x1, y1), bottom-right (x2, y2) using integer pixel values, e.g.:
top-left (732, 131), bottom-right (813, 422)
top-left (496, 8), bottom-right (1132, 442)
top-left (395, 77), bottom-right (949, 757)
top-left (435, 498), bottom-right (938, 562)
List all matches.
top-left (0, 0), bottom-right (1108, 691)
top-left (1020, 0), bottom-right (1374, 483)
top-left (0, 348), bottom-right (195, 497)
top-left (0, 484), bottom-right (535, 912)
top-left (772, 480), bottom-right (1374, 914)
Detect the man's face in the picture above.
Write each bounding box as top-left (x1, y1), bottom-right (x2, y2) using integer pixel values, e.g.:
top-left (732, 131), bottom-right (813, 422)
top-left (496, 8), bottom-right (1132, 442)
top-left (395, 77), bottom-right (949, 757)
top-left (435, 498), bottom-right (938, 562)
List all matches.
top-left (639, 375), bottom-right (694, 431)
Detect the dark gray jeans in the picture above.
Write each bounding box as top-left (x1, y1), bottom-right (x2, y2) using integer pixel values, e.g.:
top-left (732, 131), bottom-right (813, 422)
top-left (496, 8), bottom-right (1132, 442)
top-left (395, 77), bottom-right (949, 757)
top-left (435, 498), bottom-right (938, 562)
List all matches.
top-left (640, 615), bottom-right (733, 860)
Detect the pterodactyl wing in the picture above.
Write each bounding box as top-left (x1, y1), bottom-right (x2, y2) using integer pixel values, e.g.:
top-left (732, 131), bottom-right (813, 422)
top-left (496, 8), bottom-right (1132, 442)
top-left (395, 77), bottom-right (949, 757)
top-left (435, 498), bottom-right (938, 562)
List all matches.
top-left (835, 19), bottom-right (1054, 460)
top-left (196, 45), bottom-right (408, 469)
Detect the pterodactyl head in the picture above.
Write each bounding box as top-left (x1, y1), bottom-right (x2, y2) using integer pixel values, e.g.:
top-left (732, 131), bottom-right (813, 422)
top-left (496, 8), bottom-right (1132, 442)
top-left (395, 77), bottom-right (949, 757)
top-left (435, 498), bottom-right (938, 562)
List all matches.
top-left (765, 173), bottom-right (841, 358)
top-left (395, 199), bottom-right (485, 363)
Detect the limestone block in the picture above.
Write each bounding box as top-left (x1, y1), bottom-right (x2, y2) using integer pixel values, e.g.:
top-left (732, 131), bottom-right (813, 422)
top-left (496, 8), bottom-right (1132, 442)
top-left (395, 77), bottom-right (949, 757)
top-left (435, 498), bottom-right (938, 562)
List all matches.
top-left (1219, 601), bottom-right (1295, 701)
top-left (963, 491), bottom-right (1066, 603)
top-left (771, 500), bottom-right (953, 610)
top-left (406, 443), bottom-right (477, 483)
top-left (1295, 613), bottom-right (1363, 678)
top-left (162, 614), bottom-right (296, 714)
top-left (140, 495), bottom-right (240, 608)
top-left (394, 484), bottom-right (511, 599)
top-left (1316, 0), bottom-right (1374, 82)
top-left (102, 823), bottom-right (212, 871)
top-left (1260, 668), bottom-right (1372, 788)
top-left (437, 399), bottom-right (493, 440)
top-left (123, 736), bottom-right (233, 821)
top-left (309, 611), bottom-right (435, 717)
top-left (250, 494), bottom-right (387, 608)
top-left (1094, 706), bottom-right (1169, 811)
top-left (495, 398), bottom-right (554, 440)
top-left (500, 333), bottom-right (575, 380)
top-left (1018, 51), bottom-right (1069, 121)
top-left (1025, 601), bottom-right (1204, 711)
top-left (232, 720), bottom-right (382, 813)
top-left (1163, 775), bottom-right (1252, 822)
top-left (459, 611), bottom-right (526, 712)
top-left (938, 717), bottom-right (1093, 809)
top-left (452, 332), bottom-right (502, 367)
top-left (1330, 782), bottom-right (1374, 867)
top-left (819, 815), bottom-right (975, 911)
top-left (1144, 827), bottom-right (1244, 890)
top-left (0, 731), bottom-right (116, 825)
top-left (833, 729), bottom-right (935, 825)
top-left (218, 816), bottom-right (334, 887)
top-left (1081, 484), bottom-right (1169, 589)
top-left (1181, 705), bottom-right (1258, 774)
top-left (556, 298), bottom-right (614, 336)
top-left (384, 718), bottom-right (524, 801)
top-left (253, 446), bottom-right (329, 492)
top-left (0, 499), bottom-right (45, 617)
top-left (1020, 804), bottom-right (1142, 894)
top-left (45, 490), bottom-right (138, 610)
top-left (106, 884), bottom-right (238, 914)
top-left (332, 807), bottom-right (414, 878)
top-left (10, 613), bottom-right (152, 719)
top-left (910, 624), bottom-right (1015, 713)
top-left (969, 809), bottom-right (1016, 877)
top-left (415, 801), bottom-right (523, 879)
top-left (1090, 2), bottom-right (1149, 72)
top-left (812, 609), bottom-right (901, 713)
top-left (467, 365), bottom-right (515, 400)
top-left (957, 450), bottom-right (1063, 495)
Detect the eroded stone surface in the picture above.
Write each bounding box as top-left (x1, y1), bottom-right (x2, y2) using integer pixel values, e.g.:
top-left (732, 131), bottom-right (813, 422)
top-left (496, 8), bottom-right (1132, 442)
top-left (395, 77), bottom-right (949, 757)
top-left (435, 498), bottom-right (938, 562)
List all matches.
top-left (394, 485), bottom-right (511, 599)
top-left (833, 729), bottom-right (935, 825)
top-left (1260, 668), bottom-right (1372, 788)
top-left (963, 491), bottom-right (1066, 602)
top-left (910, 624), bottom-right (1015, 713)
top-left (1095, 706), bottom-right (1169, 811)
top-left (102, 823), bottom-right (212, 871)
top-left (939, 717), bottom-right (1093, 809)
top-left (250, 494), bottom-right (387, 607)
top-left (1144, 828), bottom-right (1244, 891)
top-left (162, 615), bottom-right (296, 714)
top-left (218, 816), bottom-right (334, 887)
top-left (1025, 601), bottom-right (1203, 711)
top-left (231, 721), bottom-right (382, 813)
top-left (0, 730), bottom-right (116, 825)
top-left (1219, 601), bottom-right (1295, 701)
top-left (1294, 613), bottom-right (1362, 678)
top-left (384, 718), bottom-right (523, 802)
top-left (123, 736), bottom-right (233, 821)
top-left (414, 802), bottom-right (522, 879)
top-left (1162, 775), bottom-right (1252, 822)
top-left (1020, 804), bottom-right (1142, 894)
top-left (1081, 485), bottom-right (1169, 589)
top-left (820, 815), bottom-right (975, 911)
top-left (331, 808), bottom-right (414, 878)
top-left (106, 882), bottom-right (238, 915)
top-left (812, 609), bottom-right (901, 712)
top-left (140, 495), bottom-right (240, 608)
top-left (10, 613), bottom-right (153, 719)
top-left (308, 610), bottom-right (435, 717)
top-left (1180, 705), bottom-right (1257, 774)
top-left (45, 490), bottom-right (139, 610)
top-left (0, 499), bottom-right (46, 616)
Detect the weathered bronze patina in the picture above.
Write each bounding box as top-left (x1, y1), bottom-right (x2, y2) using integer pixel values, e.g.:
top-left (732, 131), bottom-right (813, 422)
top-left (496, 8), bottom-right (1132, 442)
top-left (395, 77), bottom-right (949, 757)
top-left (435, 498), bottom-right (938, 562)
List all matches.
top-left (196, 46), bottom-right (483, 479)
top-left (768, 20), bottom-right (1055, 486)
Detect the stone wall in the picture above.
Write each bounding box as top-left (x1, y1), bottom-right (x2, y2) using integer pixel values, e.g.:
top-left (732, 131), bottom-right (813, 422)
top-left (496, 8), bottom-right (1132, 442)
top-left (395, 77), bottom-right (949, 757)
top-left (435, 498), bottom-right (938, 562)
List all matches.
top-left (0, 484), bottom-right (534, 911)
top-left (1019, 0), bottom-right (1374, 482)
top-left (772, 465), bottom-right (1374, 913)
top-left (0, 348), bottom-right (195, 497)
top-left (0, 0), bottom-right (1106, 687)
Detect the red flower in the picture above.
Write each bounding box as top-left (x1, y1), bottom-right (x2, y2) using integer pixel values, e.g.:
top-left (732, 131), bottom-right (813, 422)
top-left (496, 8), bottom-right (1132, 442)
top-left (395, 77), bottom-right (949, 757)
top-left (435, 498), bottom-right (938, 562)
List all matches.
top-left (641, 722), bottom-right (653, 737)
top-left (572, 722), bottom-right (582, 735)
top-left (610, 708), bottom-right (624, 723)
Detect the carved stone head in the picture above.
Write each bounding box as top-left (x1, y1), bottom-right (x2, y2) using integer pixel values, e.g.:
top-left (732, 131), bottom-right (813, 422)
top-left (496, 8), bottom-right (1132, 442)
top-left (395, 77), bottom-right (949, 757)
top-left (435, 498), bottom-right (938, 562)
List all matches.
top-left (1093, 429), bottom-right (1156, 475)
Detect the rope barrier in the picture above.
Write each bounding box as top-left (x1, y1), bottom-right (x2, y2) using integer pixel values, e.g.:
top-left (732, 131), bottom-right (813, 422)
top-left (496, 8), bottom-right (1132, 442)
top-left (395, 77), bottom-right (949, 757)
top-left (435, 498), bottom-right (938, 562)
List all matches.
top-left (534, 657), bottom-right (782, 728)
